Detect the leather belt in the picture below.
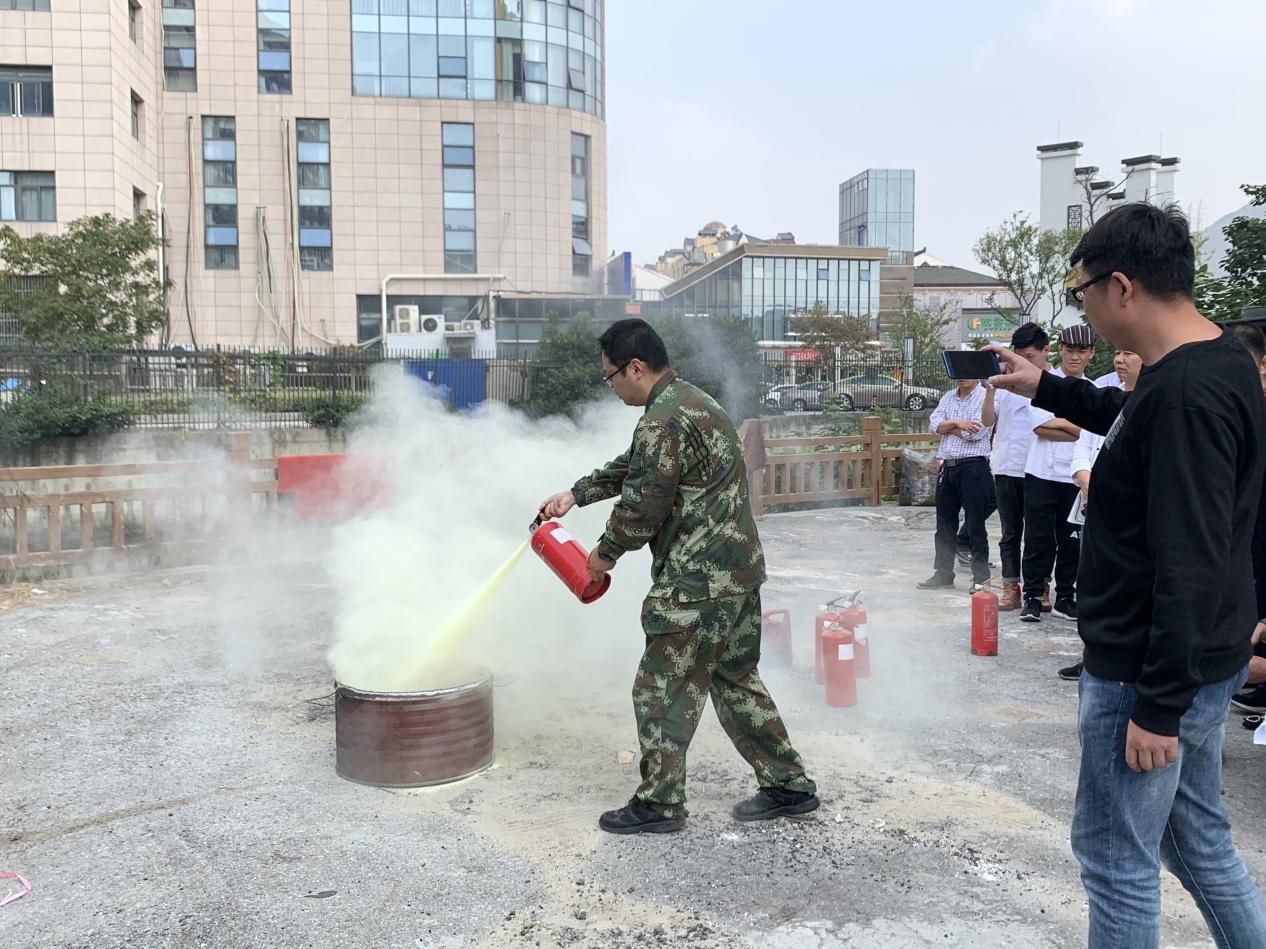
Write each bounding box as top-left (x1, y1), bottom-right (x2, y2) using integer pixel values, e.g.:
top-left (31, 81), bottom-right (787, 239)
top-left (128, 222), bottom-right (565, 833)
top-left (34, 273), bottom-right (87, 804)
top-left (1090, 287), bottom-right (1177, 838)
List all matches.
top-left (941, 456), bottom-right (989, 467)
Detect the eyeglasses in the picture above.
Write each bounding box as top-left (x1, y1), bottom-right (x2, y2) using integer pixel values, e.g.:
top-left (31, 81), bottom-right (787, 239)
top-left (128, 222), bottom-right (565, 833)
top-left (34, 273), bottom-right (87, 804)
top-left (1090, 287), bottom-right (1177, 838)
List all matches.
top-left (1069, 270), bottom-right (1114, 304)
top-left (603, 362), bottom-right (629, 387)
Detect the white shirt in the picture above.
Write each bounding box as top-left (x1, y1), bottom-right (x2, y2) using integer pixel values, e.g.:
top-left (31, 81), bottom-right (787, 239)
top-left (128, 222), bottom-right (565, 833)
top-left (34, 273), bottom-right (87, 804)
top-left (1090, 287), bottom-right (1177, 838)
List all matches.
top-left (1071, 428), bottom-right (1104, 479)
top-left (1094, 371), bottom-right (1122, 389)
top-left (930, 385), bottom-right (992, 460)
top-left (1025, 367), bottom-right (1080, 484)
top-left (990, 387), bottom-right (1034, 478)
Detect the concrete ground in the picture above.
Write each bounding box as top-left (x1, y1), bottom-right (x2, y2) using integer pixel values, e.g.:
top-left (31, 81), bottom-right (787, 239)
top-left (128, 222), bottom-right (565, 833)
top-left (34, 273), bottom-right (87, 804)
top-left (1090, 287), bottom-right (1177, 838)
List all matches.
top-left (2, 508), bottom-right (1265, 948)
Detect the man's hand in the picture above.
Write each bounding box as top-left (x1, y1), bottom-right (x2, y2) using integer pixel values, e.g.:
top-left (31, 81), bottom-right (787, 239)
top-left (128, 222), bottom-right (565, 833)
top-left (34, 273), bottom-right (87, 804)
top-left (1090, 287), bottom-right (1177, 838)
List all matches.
top-left (587, 546), bottom-right (616, 582)
top-left (1248, 656), bottom-right (1266, 687)
top-left (539, 490), bottom-right (577, 519)
top-left (957, 419), bottom-right (983, 435)
top-left (1252, 620), bottom-right (1265, 647)
top-left (1124, 721), bottom-right (1179, 773)
top-left (985, 345), bottom-right (1044, 398)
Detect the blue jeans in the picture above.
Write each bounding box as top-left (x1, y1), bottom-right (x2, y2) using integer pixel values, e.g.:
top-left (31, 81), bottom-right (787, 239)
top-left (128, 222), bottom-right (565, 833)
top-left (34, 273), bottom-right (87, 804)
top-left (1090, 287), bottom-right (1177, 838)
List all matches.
top-left (1072, 668), bottom-right (1266, 948)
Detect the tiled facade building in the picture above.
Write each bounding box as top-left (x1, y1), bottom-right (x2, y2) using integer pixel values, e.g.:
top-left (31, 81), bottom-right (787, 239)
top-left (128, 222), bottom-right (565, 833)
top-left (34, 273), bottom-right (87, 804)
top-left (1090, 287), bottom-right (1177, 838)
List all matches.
top-left (0, 0), bottom-right (608, 352)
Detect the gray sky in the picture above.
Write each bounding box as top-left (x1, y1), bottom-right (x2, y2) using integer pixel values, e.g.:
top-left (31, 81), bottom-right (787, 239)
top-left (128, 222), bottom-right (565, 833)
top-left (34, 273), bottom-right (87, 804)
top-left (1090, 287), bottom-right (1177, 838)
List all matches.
top-left (604, 0), bottom-right (1266, 272)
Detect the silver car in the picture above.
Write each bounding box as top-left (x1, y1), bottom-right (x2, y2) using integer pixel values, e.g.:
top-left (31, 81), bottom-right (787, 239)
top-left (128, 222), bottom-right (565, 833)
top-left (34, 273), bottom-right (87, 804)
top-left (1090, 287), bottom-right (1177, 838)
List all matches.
top-left (829, 374), bottom-right (941, 411)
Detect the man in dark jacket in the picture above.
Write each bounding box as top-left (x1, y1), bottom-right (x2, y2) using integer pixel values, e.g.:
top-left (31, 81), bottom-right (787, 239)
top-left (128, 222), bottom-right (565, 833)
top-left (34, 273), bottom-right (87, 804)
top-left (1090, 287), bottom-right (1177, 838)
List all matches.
top-left (989, 204), bottom-right (1266, 948)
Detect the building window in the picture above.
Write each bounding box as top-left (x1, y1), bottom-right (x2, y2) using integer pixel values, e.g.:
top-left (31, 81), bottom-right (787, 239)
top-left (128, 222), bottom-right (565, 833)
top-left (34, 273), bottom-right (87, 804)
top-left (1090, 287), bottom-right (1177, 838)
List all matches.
top-left (0, 171), bottom-right (56, 222)
top-left (570, 133), bottom-right (591, 277)
top-left (162, 0), bottom-right (197, 91)
top-left (0, 0), bottom-right (51, 8)
top-left (442, 123), bottom-right (476, 274)
top-left (0, 66), bottom-right (54, 117)
top-left (1066, 204), bottom-right (1083, 231)
top-left (350, 0), bottom-right (604, 118)
top-left (128, 1), bottom-right (141, 41)
top-left (201, 116), bottom-right (237, 270)
top-left (296, 118), bottom-right (332, 271)
top-left (133, 188), bottom-right (147, 220)
top-left (129, 91), bottom-right (143, 139)
top-left (258, 0), bottom-right (291, 94)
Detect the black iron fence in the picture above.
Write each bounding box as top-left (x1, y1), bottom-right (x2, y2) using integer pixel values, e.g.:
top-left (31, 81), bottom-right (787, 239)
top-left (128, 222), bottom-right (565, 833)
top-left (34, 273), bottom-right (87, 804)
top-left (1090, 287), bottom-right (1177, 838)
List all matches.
top-left (0, 347), bottom-right (960, 431)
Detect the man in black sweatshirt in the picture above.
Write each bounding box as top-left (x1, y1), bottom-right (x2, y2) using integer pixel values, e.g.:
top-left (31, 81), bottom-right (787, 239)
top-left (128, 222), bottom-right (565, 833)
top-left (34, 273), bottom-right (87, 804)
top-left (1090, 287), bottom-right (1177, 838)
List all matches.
top-left (989, 203), bottom-right (1266, 948)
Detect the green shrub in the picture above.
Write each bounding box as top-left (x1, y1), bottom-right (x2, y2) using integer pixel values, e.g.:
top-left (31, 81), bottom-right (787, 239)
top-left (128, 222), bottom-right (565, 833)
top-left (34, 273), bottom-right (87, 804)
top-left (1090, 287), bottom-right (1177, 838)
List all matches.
top-left (0, 389), bottom-right (135, 446)
top-left (524, 316), bottom-right (607, 419)
top-left (301, 392), bottom-right (367, 429)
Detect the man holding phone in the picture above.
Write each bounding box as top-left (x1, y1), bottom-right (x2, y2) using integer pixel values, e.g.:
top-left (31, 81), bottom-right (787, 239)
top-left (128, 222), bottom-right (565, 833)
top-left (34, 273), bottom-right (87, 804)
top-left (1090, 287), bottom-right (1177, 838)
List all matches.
top-left (988, 203), bottom-right (1266, 946)
top-left (918, 367), bottom-right (994, 592)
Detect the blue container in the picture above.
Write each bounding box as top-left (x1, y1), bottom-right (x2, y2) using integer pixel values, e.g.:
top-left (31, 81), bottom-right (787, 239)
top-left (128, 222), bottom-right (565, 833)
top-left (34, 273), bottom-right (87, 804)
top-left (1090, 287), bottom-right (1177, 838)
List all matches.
top-left (404, 359), bottom-right (487, 409)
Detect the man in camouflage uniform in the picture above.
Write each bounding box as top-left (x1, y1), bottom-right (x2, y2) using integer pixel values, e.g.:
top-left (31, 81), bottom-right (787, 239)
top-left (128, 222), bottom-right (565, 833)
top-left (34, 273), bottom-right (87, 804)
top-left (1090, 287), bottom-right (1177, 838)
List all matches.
top-left (540, 319), bottom-right (818, 835)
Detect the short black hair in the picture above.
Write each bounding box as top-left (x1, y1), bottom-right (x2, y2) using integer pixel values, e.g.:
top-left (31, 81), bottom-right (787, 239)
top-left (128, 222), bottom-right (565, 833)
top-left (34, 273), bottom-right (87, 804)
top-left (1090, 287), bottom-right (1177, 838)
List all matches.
top-left (1069, 202), bottom-right (1195, 302)
top-left (598, 319), bottom-right (670, 371)
top-left (1011, 322), bottom-right (1050, 351)
top-left (1231, 323), bottom-right (1266, 364)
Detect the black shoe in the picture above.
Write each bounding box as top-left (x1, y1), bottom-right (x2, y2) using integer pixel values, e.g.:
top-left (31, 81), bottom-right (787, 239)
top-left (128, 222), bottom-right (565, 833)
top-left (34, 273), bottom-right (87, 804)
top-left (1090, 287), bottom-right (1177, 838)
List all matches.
top-left (1019, 598), bottom-right (1041, 623)
top-left (1052, 598), bottom-right (1077, 621)
top-left (1058, 660), bottom-right (1084, 681)
top-left (917, 573), bottom-right (955, 590)
top-left (1230, 684), bottom-right (1266, 714)
top-left (598, 797), bottom-right (685, 835)
top-left (732, 788), bottom-right (820, 822)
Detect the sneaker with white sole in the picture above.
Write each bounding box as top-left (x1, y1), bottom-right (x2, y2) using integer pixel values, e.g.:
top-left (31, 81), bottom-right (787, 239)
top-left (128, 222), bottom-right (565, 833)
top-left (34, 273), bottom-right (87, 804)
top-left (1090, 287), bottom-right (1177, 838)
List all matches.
top-left (1019, 598), bottom-right (1041, 623)
top-left (1052, 597), bottom-right (1077, 621)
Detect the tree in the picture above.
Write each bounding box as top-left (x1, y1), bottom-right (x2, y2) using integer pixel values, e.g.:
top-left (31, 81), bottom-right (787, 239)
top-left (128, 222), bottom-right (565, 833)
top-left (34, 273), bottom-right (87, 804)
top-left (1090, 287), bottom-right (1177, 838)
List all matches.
top-left (523, 315), bottom-right (606, 419)
top-left (885, 295), bottom-right (954, 371)
top-left (973, 213), bottom-right (1081, 322)
top-left (789, 302), bottom-right (873, 357)
top-left (1072, 166), bottom-right (1134, 226)
top-left (0, 213), bottom-right (168, 349)
top-left (1214, 184), bottom-right (1266, 320)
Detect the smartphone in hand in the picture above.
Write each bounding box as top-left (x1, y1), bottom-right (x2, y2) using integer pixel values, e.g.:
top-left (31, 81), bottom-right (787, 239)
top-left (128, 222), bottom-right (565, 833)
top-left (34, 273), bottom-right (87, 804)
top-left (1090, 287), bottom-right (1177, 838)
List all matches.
top-left (942, 350), bottom-right (1001, 380)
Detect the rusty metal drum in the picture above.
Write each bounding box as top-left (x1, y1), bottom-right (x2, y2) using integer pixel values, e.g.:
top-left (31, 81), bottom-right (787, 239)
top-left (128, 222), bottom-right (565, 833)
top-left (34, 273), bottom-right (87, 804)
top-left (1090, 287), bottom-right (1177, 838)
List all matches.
top-left (334, 672), bottom-right (494, 788)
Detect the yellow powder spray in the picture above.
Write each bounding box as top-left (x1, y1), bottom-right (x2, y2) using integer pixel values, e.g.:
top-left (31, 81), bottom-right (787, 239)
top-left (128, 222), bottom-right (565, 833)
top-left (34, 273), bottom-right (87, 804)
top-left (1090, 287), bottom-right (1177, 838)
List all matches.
top-left (402, 538), bottom-right (531, 684)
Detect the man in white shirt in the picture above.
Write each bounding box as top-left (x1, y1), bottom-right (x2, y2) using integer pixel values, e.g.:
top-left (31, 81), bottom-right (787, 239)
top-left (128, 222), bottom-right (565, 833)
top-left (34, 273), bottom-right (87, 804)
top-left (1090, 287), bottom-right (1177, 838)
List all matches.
top-left (983, 322), bottom-right (1052, 611)
top-left (1019, 324), bottom-right (1096, 622)
top-left (918, 378), bottom-right (994, 591)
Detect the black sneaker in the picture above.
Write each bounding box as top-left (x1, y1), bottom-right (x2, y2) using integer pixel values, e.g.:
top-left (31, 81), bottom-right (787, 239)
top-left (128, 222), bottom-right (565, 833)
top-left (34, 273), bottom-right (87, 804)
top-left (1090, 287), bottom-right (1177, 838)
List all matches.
top-left (1019, 598), bottom-right (1041, 623)
top-left (732, 788), bottom-right (820, 822)
top-left (1052, 598), bottom-right (1077, 621)
top-left (917, 573), bottom-right (955, 590)
top-left (598, 797), bottom-right (685, 835)
top-left (1058, 661), bottom-right (1084, 681)
top-left (1230, 684), bottom-right (1266, 714)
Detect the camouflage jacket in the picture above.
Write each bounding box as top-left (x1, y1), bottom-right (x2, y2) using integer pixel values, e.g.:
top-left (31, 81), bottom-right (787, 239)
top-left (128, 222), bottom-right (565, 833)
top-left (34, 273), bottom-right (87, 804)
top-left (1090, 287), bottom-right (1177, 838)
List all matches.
top-left (571, 371), bottom-right (766, 602)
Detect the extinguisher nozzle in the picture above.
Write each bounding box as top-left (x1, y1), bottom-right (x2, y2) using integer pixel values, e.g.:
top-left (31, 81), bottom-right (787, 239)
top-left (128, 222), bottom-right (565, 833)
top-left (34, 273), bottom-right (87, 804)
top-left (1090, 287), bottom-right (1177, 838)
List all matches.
top-left (529, 512), bottom-right (544, 534)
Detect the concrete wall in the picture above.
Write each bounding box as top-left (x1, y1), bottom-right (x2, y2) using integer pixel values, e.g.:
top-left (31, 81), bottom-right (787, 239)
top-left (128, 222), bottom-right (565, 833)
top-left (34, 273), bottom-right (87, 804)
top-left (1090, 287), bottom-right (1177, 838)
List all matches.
top-left (1, 426), bottom-right (348, 468)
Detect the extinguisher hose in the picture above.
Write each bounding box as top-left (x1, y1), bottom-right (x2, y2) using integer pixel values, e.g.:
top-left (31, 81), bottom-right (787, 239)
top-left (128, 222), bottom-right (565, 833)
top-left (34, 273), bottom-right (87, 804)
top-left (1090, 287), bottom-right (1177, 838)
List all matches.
top-left (826, 590), bottom-right (863, 609)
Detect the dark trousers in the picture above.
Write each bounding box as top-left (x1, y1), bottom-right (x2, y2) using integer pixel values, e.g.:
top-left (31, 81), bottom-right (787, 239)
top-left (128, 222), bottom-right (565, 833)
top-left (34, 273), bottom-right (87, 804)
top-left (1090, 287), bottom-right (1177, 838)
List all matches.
top-left (994, 474), bottom-right (1026, 583)
top-left (934, 458), bottom-right (993, 583)
top-left (1022, 475), bottom-right (1081, 601)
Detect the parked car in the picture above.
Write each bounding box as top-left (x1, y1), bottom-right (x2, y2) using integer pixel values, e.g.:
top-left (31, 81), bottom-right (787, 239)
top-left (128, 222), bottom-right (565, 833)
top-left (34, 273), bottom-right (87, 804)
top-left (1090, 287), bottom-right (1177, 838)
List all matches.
top-left (828, 374), bottom-right (942, 412)
top-left (767, 382), bottom-right (830, 412)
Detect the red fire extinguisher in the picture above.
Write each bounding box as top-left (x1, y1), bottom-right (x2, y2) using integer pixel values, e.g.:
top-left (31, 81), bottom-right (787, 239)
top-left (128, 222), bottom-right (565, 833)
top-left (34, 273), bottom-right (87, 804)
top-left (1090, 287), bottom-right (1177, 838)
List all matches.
top-left (821, 623), bottom-right (857, 707)
top-left (529, 515), bottom-right (611, 604)
top-left (834, 592), bottom-right (869, 678)
top-left (761, 609), bottom-right (793, 669)
top-left (814, 603), bottom-right (846, 684)
top-left (971, 582), bottom-right (998, 656)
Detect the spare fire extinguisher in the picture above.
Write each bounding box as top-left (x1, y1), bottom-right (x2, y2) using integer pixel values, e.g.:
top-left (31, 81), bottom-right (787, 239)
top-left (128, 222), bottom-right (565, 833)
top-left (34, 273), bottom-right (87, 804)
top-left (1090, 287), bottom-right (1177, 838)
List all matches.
top-left (529, 514), bottom-right (611, 604)
top-left (821, 622), bottom-right (857, 708)
top-left (833, 592), bottom-right (869, 678)
top-left (971, 582), bottom-right (998, 656)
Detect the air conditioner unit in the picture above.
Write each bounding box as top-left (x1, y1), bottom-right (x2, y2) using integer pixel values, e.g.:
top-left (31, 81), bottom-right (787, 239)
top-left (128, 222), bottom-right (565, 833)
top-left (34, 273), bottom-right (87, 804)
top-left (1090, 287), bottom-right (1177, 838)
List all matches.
top-left (461, 320), bottom-right (480, 332)
top-left (444, 321), bottom-right (476, 334)
top-left (392, 304), bottom-right (419, 334)
top-left (419, 315), bottom-right (442, 334)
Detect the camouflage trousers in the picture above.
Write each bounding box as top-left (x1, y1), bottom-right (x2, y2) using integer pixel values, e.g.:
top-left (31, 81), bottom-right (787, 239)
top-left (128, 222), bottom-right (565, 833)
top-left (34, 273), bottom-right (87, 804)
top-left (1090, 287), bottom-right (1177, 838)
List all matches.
top-left (633, 589), bottom-right (815, 818)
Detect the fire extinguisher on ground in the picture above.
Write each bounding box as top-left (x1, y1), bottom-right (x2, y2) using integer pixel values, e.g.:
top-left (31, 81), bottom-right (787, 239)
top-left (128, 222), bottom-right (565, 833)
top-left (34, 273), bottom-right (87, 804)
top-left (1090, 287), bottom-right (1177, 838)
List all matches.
top-left (971, 582), bottom-right (998, 656)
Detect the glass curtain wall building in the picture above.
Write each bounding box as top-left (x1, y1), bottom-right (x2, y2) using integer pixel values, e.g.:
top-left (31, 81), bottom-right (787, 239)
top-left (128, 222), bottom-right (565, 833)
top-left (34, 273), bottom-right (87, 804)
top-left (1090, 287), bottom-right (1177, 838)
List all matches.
top-left (838, 169), bottom-right (915, 264)
top-left (350, 0), bottom-right (603, 118)
top-left (647, 246), bottom-right (885, 341)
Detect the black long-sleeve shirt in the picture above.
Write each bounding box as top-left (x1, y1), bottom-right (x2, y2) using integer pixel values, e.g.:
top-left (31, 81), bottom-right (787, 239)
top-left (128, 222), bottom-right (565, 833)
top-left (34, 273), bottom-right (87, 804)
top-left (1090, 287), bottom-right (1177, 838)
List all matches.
top-left (1033, 331), bottom-right (1265, 736)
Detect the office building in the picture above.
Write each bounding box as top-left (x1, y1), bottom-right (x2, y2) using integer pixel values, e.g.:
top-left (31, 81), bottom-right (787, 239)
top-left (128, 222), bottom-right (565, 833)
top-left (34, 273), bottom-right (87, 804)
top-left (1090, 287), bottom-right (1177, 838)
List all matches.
top-left (838, 168), bottom-right (915, 264)
top-left (0, 0), bottom-right (609, 354)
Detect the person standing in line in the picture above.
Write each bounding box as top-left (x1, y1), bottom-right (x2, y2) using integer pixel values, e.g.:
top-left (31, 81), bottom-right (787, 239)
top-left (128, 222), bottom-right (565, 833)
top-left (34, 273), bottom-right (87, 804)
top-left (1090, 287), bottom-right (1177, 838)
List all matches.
top-left (981, 322), bottom-right (1050, 611)
top-left (1056, 348), bottom-right (1142, 682)
top-left (1018, 324), bottom-right (1097, 623)
top-left (989, 203), bottom-right (1266, 948)
top-left (539, 319), bottom-right (817, 835)
top-left (917, 376), bottom-right (993, 591)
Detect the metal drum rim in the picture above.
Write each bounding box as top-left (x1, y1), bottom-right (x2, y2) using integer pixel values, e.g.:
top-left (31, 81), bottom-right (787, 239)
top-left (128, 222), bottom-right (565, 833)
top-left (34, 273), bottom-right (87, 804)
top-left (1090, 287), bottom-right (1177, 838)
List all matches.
top-left (335, 757), bottom-right (494, 789)
top-left (334, 672), bottom-right (492, 701)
